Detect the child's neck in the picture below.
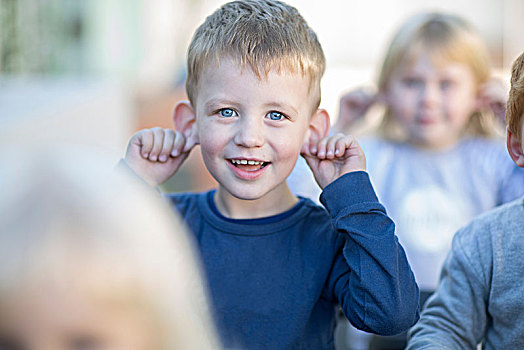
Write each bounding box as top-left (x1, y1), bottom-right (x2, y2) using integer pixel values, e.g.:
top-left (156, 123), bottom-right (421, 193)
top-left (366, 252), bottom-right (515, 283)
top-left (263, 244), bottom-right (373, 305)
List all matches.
top-left (213, 184), bottom-right (299, 219)
top-left (406, 135), bottom-right (462, 151)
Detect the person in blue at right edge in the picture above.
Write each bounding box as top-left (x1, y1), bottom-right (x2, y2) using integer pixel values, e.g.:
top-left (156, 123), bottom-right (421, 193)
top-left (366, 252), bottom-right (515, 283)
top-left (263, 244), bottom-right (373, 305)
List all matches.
top-left (406, 51), bottom-right (524, 349)
top-left (119, 1), bottom-right (419, 349)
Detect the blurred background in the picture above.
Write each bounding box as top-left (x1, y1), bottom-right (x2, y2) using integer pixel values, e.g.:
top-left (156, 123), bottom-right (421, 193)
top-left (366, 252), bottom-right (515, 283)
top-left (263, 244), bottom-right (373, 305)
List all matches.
top-left (1, 0), bottom-right (523, 192)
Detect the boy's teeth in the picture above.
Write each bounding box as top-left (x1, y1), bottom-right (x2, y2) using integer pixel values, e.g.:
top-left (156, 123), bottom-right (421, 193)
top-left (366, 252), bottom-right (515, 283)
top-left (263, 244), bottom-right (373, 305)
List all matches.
top-left (232, 159), bottom-right (262, 165)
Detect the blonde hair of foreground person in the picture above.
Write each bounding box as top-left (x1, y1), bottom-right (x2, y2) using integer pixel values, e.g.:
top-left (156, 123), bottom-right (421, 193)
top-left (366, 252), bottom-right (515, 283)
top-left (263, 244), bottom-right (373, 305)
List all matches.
top-left (0, 147), bottom-right (221, 350)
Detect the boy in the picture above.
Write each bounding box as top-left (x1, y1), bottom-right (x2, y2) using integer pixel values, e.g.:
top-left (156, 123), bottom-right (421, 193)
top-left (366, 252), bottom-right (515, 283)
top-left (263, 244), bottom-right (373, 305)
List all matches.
top-left (407, 51), bottom-right (524, 349)
top-left (123, 1), bottom-right (419, 348)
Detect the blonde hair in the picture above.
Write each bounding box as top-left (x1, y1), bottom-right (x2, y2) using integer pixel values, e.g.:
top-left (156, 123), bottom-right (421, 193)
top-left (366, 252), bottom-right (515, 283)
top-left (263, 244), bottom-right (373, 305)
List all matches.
top-left (377, 12), bottom-right (499, 141)
top-left (507, 51), bottom-right (524, 141)
top-left (0, 147), bottom-right (221, 350)
top-left (185, 0), bottom-right (325, 107)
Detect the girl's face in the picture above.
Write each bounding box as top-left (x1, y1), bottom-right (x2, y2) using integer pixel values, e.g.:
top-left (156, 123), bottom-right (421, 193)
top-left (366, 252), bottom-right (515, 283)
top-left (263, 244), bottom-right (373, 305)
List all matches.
top-left (0, 289), bottom-right (159, 350)
top-left (384, 52), bottom-right (478, 149)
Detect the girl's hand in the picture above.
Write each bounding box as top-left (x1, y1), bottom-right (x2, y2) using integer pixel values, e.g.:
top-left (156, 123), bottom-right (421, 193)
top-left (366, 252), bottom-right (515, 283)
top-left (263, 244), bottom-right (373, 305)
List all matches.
top-left (478, 78), bottom-right (508, 123)
top-left (301, 133), bottom-right (366, 189)
top-left (332, 87), bottom-right (377, 133)
top-left (124, 127), bottom-right (196, 187)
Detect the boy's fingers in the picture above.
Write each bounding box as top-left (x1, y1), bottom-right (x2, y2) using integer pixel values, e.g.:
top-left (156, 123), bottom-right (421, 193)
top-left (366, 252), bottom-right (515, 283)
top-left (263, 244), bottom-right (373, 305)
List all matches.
top-left (148, 127), bottom-right (165, 161)
top-left (315, 137), bottom-right (329, 158)
top-left (137, 129), bottom-right (154, 158)
top-left (159, 129), bottom-right (175, 162)
top-left (308, 140), bottom-right (317, 154)
top-left (336, 135), bottom-right (359, 157)
top-left (335, 137), bottom-right (349, 157)
top-left (325, 134), bottom-right (343, 159)
top-left (172, 131), bottom-right (187, 157)
top-left (300, 140), bottom-right (309, 156)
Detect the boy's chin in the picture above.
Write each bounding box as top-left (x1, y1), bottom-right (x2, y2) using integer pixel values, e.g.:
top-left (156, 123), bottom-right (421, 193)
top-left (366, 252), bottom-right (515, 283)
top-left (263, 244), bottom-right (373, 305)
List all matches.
top-left (221, 186), bottom-right (269, 201)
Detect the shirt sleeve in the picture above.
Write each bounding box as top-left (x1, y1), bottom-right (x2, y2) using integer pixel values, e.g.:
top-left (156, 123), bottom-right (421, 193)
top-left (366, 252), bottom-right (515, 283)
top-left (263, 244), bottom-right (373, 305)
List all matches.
top-left (320, 171), bottom-right (420, 336)
top-left (406, 226), bottom-right (489, 349)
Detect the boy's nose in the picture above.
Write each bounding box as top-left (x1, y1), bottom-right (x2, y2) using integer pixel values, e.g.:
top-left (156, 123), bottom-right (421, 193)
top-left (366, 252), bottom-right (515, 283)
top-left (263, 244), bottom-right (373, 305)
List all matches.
top-left (233, 117), bottom-right (265, 148)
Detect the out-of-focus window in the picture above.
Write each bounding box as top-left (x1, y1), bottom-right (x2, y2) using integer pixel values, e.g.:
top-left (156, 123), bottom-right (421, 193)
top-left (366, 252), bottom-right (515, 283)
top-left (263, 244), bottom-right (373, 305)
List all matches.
top-left (0, 0), bottom-right (86, 74)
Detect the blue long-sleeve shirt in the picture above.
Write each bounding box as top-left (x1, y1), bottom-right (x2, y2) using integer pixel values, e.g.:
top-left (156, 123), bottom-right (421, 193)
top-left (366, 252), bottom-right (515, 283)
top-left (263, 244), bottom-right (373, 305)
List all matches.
top-left (168, 171), bottom-right (419, 349)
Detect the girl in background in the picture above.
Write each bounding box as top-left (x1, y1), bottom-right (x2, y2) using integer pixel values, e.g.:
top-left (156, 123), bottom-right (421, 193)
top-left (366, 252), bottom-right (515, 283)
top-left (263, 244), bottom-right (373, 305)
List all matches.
top-left (0, 148), bottom-right (221, 350)
top-left (289, 12), bottom-right (524, 349)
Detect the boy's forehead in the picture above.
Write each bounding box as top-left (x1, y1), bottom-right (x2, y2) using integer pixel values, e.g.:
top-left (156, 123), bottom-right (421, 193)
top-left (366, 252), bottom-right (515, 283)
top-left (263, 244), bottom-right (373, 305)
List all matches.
top-left (193, 57), bottom-right (320, 107)
top-left (200, 55), bottom-right (306, 80)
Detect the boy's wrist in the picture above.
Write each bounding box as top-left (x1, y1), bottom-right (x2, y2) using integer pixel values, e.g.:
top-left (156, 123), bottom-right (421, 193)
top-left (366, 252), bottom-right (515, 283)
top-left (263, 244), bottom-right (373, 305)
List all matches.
top-left (115, 159), bottom-right (160, 191)
top-left (320, 171), bottom-right (378, 214)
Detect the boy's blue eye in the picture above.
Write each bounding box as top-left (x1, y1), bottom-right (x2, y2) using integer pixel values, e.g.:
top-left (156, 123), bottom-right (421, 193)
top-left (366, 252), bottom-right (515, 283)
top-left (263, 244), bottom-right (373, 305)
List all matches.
top-left (218, 108), bottom-right (237, 118)
top-left (267, 111), bottom-right (286, 121)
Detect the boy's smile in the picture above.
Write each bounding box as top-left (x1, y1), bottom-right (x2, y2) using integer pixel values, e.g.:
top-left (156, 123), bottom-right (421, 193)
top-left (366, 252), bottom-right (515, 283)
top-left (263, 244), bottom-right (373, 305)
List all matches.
top-left (227, 157), bottom-right (269, 180)
top-left (192, 58), bottom-right (318, 216)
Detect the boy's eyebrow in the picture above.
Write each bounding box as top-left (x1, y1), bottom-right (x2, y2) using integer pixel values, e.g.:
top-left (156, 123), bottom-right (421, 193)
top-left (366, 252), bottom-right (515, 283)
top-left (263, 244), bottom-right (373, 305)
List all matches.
top-left (204, 98), bottom-right (239, 111)
top-left (263, 102), bottom-right (299, 116)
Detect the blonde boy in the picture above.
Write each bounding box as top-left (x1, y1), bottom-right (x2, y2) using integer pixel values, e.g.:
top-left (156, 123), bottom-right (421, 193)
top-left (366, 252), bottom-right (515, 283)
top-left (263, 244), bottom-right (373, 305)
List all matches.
top-left (407, 51), bottom-right (524, 349)
top-left (124, 1), bottom-right (419, 348)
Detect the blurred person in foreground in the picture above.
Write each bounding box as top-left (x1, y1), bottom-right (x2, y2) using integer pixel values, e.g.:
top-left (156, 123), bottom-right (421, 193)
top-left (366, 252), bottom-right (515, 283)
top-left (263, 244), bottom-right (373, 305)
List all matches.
top-left (406, 51), bottom-right (524, 349)
top-left (0, 146), bottom-right (220, 350)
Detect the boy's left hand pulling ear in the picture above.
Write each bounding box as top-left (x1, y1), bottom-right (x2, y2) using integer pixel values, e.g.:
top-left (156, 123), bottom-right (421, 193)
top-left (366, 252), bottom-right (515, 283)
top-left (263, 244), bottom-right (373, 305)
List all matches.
top-left (478, 78), bottom-right (508, 123)
top-left (301, 133), bottom-right (366, 189)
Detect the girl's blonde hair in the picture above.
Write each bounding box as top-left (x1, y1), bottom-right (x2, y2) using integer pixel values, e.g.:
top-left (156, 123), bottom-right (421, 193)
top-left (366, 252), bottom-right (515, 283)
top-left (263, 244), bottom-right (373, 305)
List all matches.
top-left (186, 0), bottom-right (325, 108)
top-left (377, 12), bottom-right (499, 141)
top-left (0, 147), bottom-right (220, 349)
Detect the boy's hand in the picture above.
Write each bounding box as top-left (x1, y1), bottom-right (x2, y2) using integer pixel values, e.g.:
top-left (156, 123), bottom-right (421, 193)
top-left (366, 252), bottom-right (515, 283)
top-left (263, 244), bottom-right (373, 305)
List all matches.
top-left (301, 133), bottom-right (366, 189)
top-left (332, 87), bottom-right (377, 133)
top-left (124, 127), bottom-right (196, 187)
top-left (478, 78), bottom-right (508, 123)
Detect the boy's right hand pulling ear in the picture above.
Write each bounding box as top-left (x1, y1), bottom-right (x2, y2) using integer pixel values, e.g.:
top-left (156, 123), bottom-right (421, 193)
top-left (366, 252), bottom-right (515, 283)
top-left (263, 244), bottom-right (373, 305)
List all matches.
top-left (124, 127), bottom-right (196, 187)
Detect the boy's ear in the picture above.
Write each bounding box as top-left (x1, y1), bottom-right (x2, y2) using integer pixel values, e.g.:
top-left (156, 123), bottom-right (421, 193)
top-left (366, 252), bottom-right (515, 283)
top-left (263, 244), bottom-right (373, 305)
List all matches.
top-left (303, 109), bottom-right (330, 150)
top-left (173, 101), bottom-right (199, 149)
top-left (507, 127), bottom-right (524, 167)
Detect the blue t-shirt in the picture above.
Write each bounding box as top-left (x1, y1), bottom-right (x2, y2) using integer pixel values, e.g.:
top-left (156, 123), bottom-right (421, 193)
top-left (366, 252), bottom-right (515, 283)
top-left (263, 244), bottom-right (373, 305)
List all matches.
top-left (167, 172), bottom-right (419, 350)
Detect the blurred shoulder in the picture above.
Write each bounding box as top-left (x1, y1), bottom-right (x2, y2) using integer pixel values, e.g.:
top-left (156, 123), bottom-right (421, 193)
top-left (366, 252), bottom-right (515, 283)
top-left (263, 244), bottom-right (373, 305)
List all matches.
top-left (459, 137), bottom-right (507, 159)
top-left (455, 197), bottom-right (524, 245)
